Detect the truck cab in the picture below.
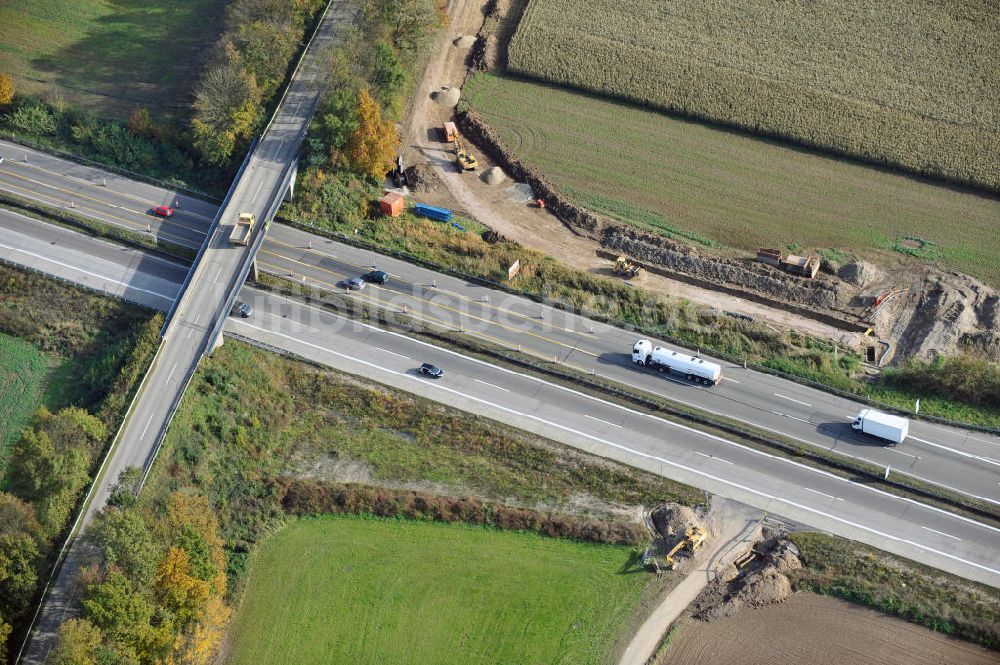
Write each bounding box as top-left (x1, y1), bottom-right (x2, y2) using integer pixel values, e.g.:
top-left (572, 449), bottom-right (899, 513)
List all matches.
top-left (632, 339), bottom-right (653, 365)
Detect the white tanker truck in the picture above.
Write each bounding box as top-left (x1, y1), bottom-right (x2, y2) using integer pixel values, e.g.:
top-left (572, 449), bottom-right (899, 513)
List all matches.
top-left (632, 339), bottom-right (723, 386)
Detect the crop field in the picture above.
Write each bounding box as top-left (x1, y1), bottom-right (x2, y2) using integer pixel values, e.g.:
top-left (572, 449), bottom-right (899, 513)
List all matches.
top-left (462, 73), bottom-right (1000, 287)
top-left (0, 0), bottom-right (226, 122)
top-left (223, 516), bottom-right (655, 665)
top-left (508, 0), bottom-right (1000, 192)
top-left (0, 332), bottom-right (50, 474)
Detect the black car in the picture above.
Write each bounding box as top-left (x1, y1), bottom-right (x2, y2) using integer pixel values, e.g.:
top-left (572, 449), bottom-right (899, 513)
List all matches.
top-left (419, 363), bottom-right (444, 378)
top-left (363, 270), bottom-right (390, 284)
top-left (231, 301), bottom-right (253, 318)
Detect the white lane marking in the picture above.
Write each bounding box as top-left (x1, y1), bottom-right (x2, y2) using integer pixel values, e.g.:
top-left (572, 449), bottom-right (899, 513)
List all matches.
top-left (696, 452), bottom-right (733, 465)
top-left (0, 242), bottom-right (176, 302)
top-left (844, 415), bottom-right (856, 420)
top-left (921, 526), bottom-right (961, 542)
top-left (372, 346), bottom-right (410, 361)
top-left (723, 377), bottom-right (740, 384)
top-left (786, 415), bottom-right (811, 424)
top-left (888, 448), bottom-right (917, 459)
top-left (232, 318), bottom-right (1000, 577)
top-left (805, 487), bottom-right (844, 501)
top-left (774, 393), bottom-right (812, 407)
top-left (165, 362), bottom-right (178, 385)
top-left (252, 182), bottom-right (264, 204)
top-left (585, 414), bottom-right (622, 428)
top-left (140, 413), bottom-right (155, 440)
top-left (474, 378), bottom-right (509, 392)
top-left (909, 435), bottom-right (1000, 468)
top-left (247, 293), bottom-right (1000, 535)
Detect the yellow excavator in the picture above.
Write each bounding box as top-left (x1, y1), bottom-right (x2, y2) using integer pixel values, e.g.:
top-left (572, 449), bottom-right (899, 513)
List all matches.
top-left (662, 526), bottom-right (707, 569)
top-left (454, 136), bottom-right (478, 172)
top-left (614, 255), bottom-right (643, 278)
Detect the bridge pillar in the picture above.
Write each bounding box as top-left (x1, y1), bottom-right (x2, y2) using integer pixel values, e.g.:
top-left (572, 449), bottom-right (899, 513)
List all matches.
top-left (283, 158), bottom-right (298, 203)
top-left (250, 257), bottom-right (259, 283)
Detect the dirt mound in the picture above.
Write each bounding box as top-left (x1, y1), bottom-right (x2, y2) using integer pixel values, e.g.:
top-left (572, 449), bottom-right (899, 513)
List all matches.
top-left (699, 570), bottom-right (793, 621)
top-left (603, 227), bottom-right (857, 315)
top-left (895, 270), bottom-right (1000, 361)
top-left (405, 164), bottom-right (444, 193)
top-left (453, 34), bottom-right (476, 48)
top-left (482, 166), bottom-right (506, 185)
top-left (431, 86), bottom-right (461, 107)
top-left (839, 260), bottom-right (885, 288)
top-left (650, 504), bottom-right (704, 539)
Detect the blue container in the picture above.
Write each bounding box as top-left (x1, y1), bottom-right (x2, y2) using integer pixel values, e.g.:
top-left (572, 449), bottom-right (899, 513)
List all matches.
top-left (413, 203), bottom-right (452, 222)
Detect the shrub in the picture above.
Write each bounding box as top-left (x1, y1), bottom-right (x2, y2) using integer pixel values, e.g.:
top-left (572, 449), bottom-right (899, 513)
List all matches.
top-left (5, 102), bottom-right (58, 135)
top-left (0, 74), bottom-right (14, 107)
top-left (277, 479), bottom-right (646, 545)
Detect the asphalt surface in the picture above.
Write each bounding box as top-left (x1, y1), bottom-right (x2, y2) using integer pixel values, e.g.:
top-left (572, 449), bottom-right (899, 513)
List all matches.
top-left (3, 143), bottom-right (999, 503)
top-left (11, 1), bottom-right (357, 660)
top-left (3, 211), bottom-right (1000, 592)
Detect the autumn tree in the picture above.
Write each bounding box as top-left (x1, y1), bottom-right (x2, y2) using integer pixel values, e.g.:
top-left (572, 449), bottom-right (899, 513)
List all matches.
top-left (0, 493), bottom-right (44, 631)
top-left (0, 73), bottom-right (13, 107)
top-left (48, 618), bottom-right (102, 665)
top-left (154, 547), bottom-right (211, 627)
top-left (345, 88), bottom-right (398, 181)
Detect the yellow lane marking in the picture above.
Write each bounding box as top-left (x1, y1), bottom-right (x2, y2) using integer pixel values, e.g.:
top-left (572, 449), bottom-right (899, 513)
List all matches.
top-left (257, 253), bottom-right (596, 358)
top-left (4, 157), bottom-right (216, 222)
top-left (0, 168), bottom-right (209, 234)
top-left (0, 178), bottom-right (199, 248)
top-left (264, 235), bottom-right (589, 336)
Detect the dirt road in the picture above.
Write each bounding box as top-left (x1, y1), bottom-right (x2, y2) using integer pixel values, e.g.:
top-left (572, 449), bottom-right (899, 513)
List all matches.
top-left (617, 500), bottom-right (762, 665)
top-left (400, 0), bottom-right (858, 346)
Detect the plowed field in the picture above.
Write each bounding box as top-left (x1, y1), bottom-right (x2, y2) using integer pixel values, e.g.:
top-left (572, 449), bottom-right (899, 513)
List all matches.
top-left (661, 593), bottom-right (998, 665)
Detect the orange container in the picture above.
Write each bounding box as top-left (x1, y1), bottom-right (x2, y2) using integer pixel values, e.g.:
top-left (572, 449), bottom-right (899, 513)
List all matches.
top-left (443, 121), bottom-right (458, 142)
top-left (379, 192), bottom-right (405, 217)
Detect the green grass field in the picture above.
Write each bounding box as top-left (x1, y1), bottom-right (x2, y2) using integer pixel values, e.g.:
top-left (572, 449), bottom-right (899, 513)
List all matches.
top-left (462, 73), bottom-right (1000, 287)
top-left (0, 332), bottom-right (50, 473)
top-left (224, 516), bottom-right (656, 665)
top-left (508, 0), bottom-right (999, 192)
top-left (0, 0), bottom-right (226, 122)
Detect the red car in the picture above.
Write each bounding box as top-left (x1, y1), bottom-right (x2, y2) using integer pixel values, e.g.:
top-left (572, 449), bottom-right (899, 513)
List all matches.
top-left (152, 205), bottom-right (174, 218)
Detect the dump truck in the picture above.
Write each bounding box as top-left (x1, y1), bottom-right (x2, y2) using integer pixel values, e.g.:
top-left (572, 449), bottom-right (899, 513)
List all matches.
top-left (229, 212), bottom-right (256, 246)
top-left (632, 339), bottom-right (723, 386)
top-left (851, 408), bottom-right (909, 445)
top-left (613, 256), bottom-right (642, 278)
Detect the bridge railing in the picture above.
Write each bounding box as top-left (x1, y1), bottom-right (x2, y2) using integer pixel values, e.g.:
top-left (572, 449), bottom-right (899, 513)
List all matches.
top-left (159, 139), bottom-right (257, 335)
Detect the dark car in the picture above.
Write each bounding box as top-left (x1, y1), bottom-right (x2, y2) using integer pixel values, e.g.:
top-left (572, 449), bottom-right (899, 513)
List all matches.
top-left (419, 363), bottom-right (444, 378)
top-left (338, 277), bottom-right (366, 290)
top-left (231, 301), bottom-right (252, 318)
top-left (362, 270), bottom-right (389, 284)
top-left (152, 205), bottom-right (174, 218)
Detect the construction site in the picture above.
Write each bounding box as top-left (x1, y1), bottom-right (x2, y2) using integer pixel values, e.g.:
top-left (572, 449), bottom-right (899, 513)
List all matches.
top-left (383, 0), bottom-right (1000, 382)
top-left (374, 0), bottom-right (1000, 661)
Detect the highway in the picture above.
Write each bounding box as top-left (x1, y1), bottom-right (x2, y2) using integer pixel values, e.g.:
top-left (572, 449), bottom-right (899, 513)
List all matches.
top-left (2, 144), bottom-right (999, 504)
top-left (2, 210), bottom-right (999, 590)
top-left (11, 0), bottom-right (357, 660)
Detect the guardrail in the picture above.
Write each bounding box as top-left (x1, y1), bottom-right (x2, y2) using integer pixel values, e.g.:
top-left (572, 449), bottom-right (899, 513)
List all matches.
top-left (206, 158), bottom-right (299, 352)
top-left (159, 139), bottom-right (257, 335)
top-left (0, 132), bottom-right (222, 202)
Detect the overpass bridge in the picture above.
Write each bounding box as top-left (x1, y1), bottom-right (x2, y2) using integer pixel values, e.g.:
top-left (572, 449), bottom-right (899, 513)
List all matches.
top-left (19, 1), bottom-right (357, 661)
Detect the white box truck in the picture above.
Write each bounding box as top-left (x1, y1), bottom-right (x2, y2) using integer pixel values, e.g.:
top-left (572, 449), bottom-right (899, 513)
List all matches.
top-left (632, 339), bottom-right (722, 386)
top-left (851, 409), bottom-right (909, 445)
